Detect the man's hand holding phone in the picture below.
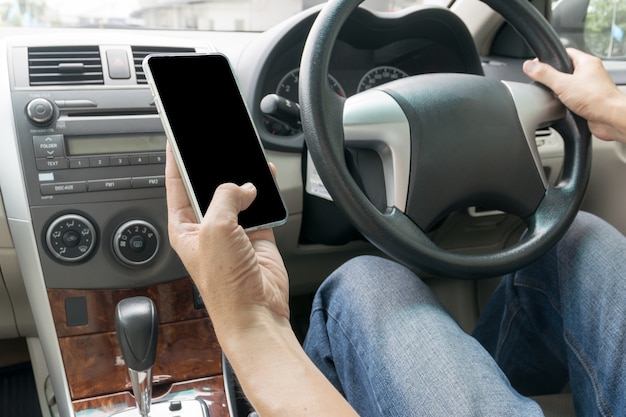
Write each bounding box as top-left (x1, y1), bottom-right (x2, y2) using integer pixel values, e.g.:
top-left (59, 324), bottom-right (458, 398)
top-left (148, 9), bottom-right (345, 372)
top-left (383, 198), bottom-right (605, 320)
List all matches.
top-left (165, 145), bottom-right (357, 417)
top-left (151, 53), bottom-right (358, 416)
top-left (165, 143), bottom-right (290, 334)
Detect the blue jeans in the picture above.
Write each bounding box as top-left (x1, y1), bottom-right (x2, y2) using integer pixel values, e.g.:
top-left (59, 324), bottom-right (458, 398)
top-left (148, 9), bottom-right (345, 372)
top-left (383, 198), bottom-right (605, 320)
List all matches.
top-left (303, 212), bottom-right (626, 416)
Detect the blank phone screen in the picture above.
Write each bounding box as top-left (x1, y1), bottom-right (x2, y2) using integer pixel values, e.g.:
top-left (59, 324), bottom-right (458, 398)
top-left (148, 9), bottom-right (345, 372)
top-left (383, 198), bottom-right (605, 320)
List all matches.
top-left (147, 53), bottom-right (287, 229)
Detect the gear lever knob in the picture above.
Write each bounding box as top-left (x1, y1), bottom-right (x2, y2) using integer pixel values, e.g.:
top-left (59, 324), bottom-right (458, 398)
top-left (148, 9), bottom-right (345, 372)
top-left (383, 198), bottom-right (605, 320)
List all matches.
top-left (115, 296), bottom-right (159, 417)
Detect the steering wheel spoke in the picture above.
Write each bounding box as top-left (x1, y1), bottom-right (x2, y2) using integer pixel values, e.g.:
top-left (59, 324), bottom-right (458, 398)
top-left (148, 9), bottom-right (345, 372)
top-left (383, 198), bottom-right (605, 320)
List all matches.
top-left (504, 81), bottom-right (567, 185)
top-left (344, 90), bottom-right (411, 213)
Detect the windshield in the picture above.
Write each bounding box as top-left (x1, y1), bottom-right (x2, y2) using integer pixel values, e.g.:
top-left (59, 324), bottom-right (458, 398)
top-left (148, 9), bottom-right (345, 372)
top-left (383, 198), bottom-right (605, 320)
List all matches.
top-left (1, 0), bottom-right (452, 31)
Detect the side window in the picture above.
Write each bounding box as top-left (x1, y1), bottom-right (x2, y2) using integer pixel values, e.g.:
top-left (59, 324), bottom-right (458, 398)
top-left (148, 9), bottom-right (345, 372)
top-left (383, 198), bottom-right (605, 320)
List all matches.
top-left (552, 0), bottom-right (626, 59)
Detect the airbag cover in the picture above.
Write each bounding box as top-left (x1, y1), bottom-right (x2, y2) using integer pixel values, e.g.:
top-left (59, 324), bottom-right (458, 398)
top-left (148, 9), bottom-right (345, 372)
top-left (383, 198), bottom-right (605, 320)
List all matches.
top-left (381, 73), bottom-right (545, 230)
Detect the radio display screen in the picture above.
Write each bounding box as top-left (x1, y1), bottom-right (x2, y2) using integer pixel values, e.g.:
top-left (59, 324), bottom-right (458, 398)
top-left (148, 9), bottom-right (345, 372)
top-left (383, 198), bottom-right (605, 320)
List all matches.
top-left (66, 134), bottom-right (166, 156)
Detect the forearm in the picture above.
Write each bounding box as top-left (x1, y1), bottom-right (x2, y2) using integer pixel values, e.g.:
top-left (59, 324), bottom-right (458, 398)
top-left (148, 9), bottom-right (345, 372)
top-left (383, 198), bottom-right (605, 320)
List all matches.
top-left (601, 89), bottom-right (626, 143)
top-left (217, 317), bottom-right (359, 417)
top-left (582, 90), bottom-right (626, 144)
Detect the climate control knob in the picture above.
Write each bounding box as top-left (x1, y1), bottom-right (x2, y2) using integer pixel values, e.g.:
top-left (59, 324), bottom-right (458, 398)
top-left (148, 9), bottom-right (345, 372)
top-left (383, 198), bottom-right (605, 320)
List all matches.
top-left (113, 220), bottom-right (160, 266)
top-left (46, 214), bottom-right (97, 263)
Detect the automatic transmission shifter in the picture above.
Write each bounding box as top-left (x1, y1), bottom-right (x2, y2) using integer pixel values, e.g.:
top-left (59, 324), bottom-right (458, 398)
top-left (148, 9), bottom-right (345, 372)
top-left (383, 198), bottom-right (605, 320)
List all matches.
top-left (113, 296), bottom-right (210, 417)
top-left (115, 296), bottom-right (159, 417)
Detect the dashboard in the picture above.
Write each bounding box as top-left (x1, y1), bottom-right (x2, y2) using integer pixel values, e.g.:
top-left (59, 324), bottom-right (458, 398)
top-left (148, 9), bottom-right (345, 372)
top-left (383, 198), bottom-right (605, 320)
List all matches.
top-left (237, 5), bottom-right (484, 151)
top-left (261, 38), bottom-right (469, 136)
top-left (264, 36), bottom-right (472, 100)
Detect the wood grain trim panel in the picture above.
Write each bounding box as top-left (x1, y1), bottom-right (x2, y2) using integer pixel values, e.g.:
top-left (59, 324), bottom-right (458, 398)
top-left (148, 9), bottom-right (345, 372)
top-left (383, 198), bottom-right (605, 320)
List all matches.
top-left (72, 376), bottom-right (230, 417)
top-left (48, 277), bottom-right (207, 337)
top-left (58, 317), bottom-right (222, 399)
top-left (47, 278), bottom-right (226, 403)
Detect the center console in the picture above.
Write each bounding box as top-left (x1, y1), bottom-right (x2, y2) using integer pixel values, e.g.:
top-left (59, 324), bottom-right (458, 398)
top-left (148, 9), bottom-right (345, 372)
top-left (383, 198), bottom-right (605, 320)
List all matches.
top-left (0, 32), bottom-right (236, 416)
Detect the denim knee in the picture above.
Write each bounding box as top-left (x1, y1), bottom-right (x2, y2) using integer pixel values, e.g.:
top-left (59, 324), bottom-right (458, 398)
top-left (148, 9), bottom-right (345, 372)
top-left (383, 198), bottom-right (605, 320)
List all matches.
top-left (310, 255), bottom-right (440, 326)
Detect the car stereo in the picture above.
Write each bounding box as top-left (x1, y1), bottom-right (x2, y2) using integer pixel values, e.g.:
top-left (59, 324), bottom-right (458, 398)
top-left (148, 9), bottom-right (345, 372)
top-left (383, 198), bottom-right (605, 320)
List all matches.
top-left (7, 42), bottom-right (210, 289)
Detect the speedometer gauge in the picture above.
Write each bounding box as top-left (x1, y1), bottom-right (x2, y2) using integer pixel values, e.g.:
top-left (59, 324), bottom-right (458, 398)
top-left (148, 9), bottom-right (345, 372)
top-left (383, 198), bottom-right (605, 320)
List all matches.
top-left (276, 68), bottom-right (345, 103)
top-left (357, 66), bottom-right (408, 93)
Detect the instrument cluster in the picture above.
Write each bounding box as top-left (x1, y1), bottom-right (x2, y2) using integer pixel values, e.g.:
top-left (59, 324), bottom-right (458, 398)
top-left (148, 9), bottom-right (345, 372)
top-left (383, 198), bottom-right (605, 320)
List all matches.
top-left (261, 37), bottom-right (468, 137)
top-left (245, 5), bottom-right (484, 151)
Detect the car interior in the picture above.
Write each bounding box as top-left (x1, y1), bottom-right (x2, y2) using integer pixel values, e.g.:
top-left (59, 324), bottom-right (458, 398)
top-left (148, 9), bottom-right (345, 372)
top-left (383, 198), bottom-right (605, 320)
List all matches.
top-left (0, 0), bottom-right (625, 416)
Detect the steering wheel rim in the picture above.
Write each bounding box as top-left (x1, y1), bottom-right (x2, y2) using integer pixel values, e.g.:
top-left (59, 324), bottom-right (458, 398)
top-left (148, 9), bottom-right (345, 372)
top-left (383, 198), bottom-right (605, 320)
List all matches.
top-left (299, 0), bottom-right (592, 279)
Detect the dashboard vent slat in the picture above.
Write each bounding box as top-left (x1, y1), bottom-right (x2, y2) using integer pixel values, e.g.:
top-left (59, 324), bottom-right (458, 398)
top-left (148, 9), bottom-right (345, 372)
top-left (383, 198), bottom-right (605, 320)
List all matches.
top-left (28, 46), bottom-right (104, 86)
top-left (131, 46), bottom-right (196, 84)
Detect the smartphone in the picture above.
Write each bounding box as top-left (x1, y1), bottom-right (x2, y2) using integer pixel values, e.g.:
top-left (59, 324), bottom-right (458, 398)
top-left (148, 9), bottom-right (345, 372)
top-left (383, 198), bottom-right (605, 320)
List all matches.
top-left (143, 52), bottom-right (287, 231)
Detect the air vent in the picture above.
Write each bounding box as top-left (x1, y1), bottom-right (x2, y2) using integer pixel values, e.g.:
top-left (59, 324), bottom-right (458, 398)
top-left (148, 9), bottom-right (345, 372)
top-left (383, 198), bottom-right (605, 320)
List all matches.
top-left (28, 46), bottom-right (104, 86)
top-left (132, 46), bottom-right (196, 84)
top-left (536, 127), bottom-right (552, 137)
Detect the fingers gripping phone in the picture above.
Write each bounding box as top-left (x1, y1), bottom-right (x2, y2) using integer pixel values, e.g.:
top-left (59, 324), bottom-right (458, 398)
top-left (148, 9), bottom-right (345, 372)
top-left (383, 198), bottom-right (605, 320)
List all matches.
top-left (143, 52), bottom-right (287, 231)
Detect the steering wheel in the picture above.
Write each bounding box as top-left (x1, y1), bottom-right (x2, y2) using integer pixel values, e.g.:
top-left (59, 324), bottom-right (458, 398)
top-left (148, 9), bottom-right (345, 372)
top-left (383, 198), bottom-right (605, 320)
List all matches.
top-left (299, 0), bottom-right (591, 279)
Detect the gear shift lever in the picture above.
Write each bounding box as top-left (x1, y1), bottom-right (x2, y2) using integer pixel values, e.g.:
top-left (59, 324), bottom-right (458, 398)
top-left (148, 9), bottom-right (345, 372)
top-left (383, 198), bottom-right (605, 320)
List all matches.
top-left (115, 296), bottom-right (159, 417)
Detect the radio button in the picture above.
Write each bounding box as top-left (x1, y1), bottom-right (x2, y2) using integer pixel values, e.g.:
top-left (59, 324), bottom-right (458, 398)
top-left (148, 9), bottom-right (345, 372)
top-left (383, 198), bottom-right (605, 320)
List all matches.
top-left (130, 155), bottom-right (149, 165)
top-left (110, 156), bottom-right (130, 166)
top-left (69, 158), bottom-right (90, 168)
top-left (132, 175), bottom-right (165, 188)
top-left (36, 157), bottom-right (69, 171)
top-left (88, 178), bottom-right (131, 191)
top-left (150, 153), bottom-right (166, 164)
top-left (33, 134), bottom-right (65, 158)
top-left (41, 181), bottom-right (87, 195)
top-left (89, 156), bottom-right (110, 167)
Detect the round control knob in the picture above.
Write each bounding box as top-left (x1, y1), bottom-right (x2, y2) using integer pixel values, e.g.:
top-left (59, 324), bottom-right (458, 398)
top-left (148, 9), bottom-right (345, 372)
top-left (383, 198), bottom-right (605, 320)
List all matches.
top-left (113, 220), bottom-right (160, 266)
top-left (46, 214), bottom-right (97, 263)
top-left (26, 98), bottom-right (56, 126)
